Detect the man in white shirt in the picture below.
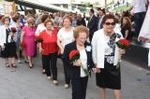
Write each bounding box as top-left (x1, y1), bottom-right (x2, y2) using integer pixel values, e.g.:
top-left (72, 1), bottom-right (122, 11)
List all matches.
top-left (130, 0), bottom-right (148, 37)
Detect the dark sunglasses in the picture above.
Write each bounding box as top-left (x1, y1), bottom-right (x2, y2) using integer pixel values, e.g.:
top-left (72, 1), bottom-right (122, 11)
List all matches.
top-left (105, 22), bottom-right (115, 26)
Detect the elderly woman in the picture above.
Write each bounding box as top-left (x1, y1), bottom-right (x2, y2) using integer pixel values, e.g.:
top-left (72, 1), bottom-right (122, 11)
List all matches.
top-left (12, 15), bottom-right (22, 63)
top-left (92, 14), bottom-right (125, 99)
top-left (37, 19), bottom-right (58, 85)
top-left (63, 26), bottom-right (96, 99)
top-left (57, 15), bottom-right (74, 88)
top-left (21, 17), bottom-right (36, 68)
top-left (0, 15), bottom-right (17, 67)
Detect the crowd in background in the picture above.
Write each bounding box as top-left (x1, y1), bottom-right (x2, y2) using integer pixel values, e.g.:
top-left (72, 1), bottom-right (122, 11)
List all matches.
top-left (0, 0), bottom-right (149, 99)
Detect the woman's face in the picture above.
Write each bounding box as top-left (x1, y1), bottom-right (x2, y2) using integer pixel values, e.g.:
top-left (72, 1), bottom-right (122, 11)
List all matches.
top-left (123, 18), bottom-right (127, 25)
top-left (76, 32), bottom-right (87, 46)
top-left (4, 18), bottom-right (10, 25)
top-left (28, 19), bottom-right (35, 27)
top-left (28, 21), bottom-right (34, 27)
top-left (103, 19), bottom-right (115, 33)
top-left (63, 18), bottom-right (71, 28)
top-left (17, 18), bottom-right (21, 23)
top-left (46, 21), bottom-right (53, 30)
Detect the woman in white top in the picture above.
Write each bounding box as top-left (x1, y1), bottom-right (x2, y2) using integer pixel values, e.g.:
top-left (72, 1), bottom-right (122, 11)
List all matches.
top-left (0, 15), bottom-right (17, 67)
top-left (35, 14), bottom-right (49, 36)
top-left (92, 14), bottom-right (125, 99)
top-left (57, 15), bottom-right (74, 88)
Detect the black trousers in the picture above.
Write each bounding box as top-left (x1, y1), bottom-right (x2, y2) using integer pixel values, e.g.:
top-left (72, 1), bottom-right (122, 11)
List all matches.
top-left (42, 55), bottom-right (45, 70)
top-left (62, 56), bottom-right (70, 84)
top-left (42, 52), bottom-right (57, 80)
top-left (134, 12), bottom-right (146, 37)
top-left (71, 76), bottom-right (88, 99)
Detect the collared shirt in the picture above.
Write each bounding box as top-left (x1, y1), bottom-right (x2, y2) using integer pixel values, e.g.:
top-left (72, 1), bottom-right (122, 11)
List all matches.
top-left (97, 15), bottom-right (104, 30)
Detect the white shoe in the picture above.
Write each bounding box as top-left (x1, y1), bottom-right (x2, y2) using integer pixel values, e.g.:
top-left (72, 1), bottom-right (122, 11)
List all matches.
top-left (53, 80), bottom-right (58, 85)
top-left (47, 76), bottom-right (52, 80)
top-left (64, 84), bottom-right (70, 89)
top-left (18, 60), bottom-right (22, 64)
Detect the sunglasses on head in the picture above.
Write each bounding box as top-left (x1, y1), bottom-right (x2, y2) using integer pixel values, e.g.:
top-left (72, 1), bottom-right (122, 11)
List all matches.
top-left (105, 22), bottom-right (115, 26)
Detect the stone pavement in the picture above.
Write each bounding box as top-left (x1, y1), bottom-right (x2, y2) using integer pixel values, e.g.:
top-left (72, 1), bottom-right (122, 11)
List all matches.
top-left (0, 56), bottom-right (150, 99)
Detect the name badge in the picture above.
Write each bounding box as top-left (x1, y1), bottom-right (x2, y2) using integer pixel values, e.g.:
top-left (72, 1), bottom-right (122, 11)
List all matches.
top-left (86, 46), bottom-right (92, 52)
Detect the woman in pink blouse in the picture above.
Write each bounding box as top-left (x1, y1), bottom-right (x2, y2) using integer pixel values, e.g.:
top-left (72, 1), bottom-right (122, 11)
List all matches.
top-left (21, 17), bottom-right (36, 68)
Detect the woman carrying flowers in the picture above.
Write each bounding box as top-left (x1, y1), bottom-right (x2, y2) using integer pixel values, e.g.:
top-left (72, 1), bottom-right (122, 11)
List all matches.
top-left (92, 14), bottom-right (127, 99)
top-left (37, 19), bottom-right (58, 85)
top-left (0, 15), bottom-right (17, 67)
top-left (63, 26), bottom-right (96, 99)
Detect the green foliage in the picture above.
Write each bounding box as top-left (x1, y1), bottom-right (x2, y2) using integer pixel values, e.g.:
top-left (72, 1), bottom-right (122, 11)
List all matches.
top-left (81, 2), bottom-right (93, 8)
top-left (113, 5), bottom-right (131, 12)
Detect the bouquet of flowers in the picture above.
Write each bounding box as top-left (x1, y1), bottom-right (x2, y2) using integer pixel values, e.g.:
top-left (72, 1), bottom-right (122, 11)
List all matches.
top-left (21, 41), bottom-right (27, 48)
top-left (35, 36), bottom-right (43, 43)
top-left (116, 39), bottom-right (130, 49)
top-left (69, 50), bottom-right (89, 75)
top-left (11, 27), bottom-right (17, 33)
top-left (116, 39), bottom-right (130, 68)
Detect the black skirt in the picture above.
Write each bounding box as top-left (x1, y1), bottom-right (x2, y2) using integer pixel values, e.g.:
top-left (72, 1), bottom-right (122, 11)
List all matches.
top-left (96, 60), bottom-right (121, 90)
top-left (1, 42), bottom-right (16, 58)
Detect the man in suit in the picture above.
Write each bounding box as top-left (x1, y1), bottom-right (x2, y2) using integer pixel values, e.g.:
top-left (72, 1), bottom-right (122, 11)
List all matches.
top-left (97, 8), bottom-right (105, 30)
top-left (87, 9), bottom-right (97, 42)
top-left (76, 14), bottom-right (86, 27)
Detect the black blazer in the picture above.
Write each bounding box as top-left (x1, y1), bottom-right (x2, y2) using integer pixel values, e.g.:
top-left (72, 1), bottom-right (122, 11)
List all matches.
top-left (63, 41), bottom-right (94, 79)
top-left (76, 18), bottom-right (86, 27)
top-left (87, 15), bottom-right (98, 34)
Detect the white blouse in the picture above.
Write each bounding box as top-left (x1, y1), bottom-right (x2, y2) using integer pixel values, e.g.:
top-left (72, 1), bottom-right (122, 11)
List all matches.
top-left (79, 49), bottom-right (88, 77)
top-left (35, 23), bottom-right (46, 35)
top-left (104, 35), bottom-right (113, 55)
top-left (57, 27), bottom-right (74, 48)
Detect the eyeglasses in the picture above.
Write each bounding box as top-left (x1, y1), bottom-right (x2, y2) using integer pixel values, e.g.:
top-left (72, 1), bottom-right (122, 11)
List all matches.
top-left (105, 22), bottom-right (115, 26)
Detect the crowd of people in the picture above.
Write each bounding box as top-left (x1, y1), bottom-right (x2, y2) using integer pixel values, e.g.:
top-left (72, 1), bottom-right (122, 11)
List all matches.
top-left (0, 0), bottom-right (149, 99)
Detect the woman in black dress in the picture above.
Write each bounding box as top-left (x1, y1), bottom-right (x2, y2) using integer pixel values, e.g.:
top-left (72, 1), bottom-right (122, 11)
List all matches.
top-left (92, 14), bottom-right (125, 99)
top-left (121, 17), bottom-right (132, 40)
top-left (0, 16), bottom-right (17, 67)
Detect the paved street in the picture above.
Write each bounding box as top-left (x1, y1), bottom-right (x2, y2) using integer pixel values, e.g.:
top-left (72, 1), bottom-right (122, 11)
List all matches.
top-left (0, 56), bottom-right (150, 99)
